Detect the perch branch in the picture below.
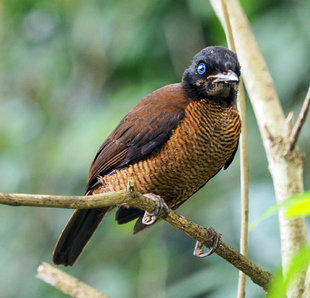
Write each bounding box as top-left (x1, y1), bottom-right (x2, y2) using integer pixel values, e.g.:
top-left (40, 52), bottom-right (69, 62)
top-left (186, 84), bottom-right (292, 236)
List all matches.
top-left (37, 262), bottom-right (106, 298)
top-left (286, 87), bottom-right (310, 154)
top-left (0, 190), bottom-right (271, 290)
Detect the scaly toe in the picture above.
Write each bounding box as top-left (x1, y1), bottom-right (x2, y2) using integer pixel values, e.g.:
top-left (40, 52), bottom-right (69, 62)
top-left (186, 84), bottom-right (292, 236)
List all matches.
top-left (141, 193), bottom-right (170, 225)
top-left (193, 228), bottom-right (221, 258)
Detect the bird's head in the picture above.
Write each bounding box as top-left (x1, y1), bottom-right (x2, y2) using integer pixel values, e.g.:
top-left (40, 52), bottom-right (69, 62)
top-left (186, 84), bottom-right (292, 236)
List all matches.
top-left (182, 46), bottom-right (241, 104)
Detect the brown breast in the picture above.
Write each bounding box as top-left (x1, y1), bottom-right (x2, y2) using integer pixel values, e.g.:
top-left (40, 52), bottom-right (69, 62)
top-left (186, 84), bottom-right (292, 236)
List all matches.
top-left (93, 96), bottom-right (241, 208)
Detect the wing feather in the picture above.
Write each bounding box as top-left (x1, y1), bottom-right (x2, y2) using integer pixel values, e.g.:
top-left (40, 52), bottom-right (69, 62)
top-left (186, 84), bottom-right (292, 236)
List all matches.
top-left (86, 84), bottom-right (188, 193)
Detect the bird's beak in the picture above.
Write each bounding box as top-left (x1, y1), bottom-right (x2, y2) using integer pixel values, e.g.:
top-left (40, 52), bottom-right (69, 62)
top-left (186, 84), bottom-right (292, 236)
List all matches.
top-left (208, 70), bottom-right (239, 84)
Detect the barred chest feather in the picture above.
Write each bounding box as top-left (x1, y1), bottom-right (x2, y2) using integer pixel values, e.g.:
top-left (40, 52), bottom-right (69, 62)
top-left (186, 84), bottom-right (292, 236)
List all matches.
top-left (95, 99), bottom-right (241, 207)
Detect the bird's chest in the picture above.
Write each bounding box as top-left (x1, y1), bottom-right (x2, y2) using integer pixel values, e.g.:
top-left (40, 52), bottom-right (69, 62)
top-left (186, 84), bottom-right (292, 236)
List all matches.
top-left (147, 100), bottom-right (240, 203)
top-left (166, 101), bottom-right (239, 169)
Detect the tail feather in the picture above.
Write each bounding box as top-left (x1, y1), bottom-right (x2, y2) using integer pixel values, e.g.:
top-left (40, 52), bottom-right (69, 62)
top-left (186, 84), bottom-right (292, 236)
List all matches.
top-left (115, 206), bottom-right (143, 224)
top-left (52, 208), bottom-right (109, 266)
top-left (115, 206), bottom-right (155, 234)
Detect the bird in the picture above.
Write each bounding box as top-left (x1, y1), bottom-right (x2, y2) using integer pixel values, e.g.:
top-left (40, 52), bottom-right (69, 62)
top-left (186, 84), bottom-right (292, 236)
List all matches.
top-left (52, 46), bottom-right (241, 266)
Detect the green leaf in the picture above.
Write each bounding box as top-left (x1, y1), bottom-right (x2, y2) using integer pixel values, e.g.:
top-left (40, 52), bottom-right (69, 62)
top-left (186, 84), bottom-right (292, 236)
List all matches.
top-left (250, 191), bottom-right (310, 230)
top-left (285, 192), bottom-right (310, 218)
top-left (268, 246), bottom-right (310, 297)
top-left (250, 203), bottom-right (280, 230)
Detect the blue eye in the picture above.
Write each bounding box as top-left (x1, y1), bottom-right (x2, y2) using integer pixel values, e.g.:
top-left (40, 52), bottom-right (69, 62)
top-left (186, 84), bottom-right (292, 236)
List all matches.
top-left (197, 63), bottom-right (206, 75)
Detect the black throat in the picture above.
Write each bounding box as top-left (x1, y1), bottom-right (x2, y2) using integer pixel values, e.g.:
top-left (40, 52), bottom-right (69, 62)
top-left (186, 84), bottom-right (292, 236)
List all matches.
top-left (182, 77), bottom-right (238, 106)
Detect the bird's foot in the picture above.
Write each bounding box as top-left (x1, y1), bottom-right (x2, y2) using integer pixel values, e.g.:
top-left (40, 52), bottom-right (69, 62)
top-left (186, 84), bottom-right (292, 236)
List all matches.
top-left (193, 227), bottom-right (221, 258)
top-left (142, 193), bottom-right (170, 225)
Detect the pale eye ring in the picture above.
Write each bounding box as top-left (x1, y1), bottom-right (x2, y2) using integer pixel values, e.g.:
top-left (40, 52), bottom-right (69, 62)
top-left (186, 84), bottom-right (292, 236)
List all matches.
top-left (197, 63), bottom-right (206, 75)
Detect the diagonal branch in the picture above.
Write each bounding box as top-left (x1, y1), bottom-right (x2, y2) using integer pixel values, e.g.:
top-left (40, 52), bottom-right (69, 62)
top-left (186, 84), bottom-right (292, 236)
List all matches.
top-left (37, 262), bottom-right (107, 298)
top-left (0, 190), bottom-right (271, 290)
top-left (286, 87), bottom-right (310, 154)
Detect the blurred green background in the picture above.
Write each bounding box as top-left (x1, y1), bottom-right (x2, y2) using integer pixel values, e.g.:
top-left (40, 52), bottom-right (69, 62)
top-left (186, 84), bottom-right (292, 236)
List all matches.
top-left (1, 0), bottom-right (310, 297)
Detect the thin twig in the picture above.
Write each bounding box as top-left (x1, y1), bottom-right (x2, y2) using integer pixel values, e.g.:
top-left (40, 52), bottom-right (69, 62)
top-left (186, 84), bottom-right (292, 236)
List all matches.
top-left (221, 0), bottom-right (249, 297)
top-left (221, 0), bottom-right (234, 49)
top-left (286, 87), bottom-right (310, 154)
top-left (285, 111), bottom-right (294, 139)
top-left (237, 83), bottom-right (249, 298)
top-left (0, 190), bottom-right (271, 290)
top-left (37, 262), bottom-right (107, 298)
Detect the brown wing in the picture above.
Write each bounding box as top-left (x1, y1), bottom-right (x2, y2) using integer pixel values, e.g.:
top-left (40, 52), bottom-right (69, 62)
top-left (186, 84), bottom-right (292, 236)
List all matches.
top-left (85, 83), bottom-right (189, 193)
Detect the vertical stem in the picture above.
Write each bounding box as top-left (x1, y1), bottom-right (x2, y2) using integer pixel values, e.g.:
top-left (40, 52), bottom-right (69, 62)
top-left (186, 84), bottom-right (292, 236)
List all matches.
top-left (220, 1), bottom-right (249, 297)
top-left (237, 83), bottom-right (249, 298)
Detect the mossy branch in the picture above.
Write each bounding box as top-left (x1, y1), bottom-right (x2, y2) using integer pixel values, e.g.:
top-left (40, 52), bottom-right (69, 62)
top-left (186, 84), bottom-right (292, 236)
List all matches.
top-left (0, 190), bottom-right (271, 291)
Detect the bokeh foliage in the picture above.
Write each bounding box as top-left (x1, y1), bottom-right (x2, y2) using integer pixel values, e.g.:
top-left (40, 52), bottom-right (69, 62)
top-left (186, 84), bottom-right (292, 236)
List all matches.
top-left (0, 0), bottom-right (310, 297)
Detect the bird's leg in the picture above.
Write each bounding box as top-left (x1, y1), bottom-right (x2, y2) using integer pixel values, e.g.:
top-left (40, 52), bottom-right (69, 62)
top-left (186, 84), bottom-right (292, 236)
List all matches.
top-left (142, 193), bottom-right (170, 225)
top-left (193, 227), bottom-right (221, 258)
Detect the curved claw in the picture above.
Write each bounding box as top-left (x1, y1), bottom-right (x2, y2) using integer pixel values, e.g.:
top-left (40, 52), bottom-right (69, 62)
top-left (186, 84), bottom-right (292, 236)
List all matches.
top-left (193, 228), bottom-right (221, 258)
top-left (142, 193), bottom-right (170, 225)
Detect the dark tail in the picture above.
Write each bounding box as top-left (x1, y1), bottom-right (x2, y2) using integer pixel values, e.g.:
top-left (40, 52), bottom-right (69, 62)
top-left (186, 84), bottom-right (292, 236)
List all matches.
top-left (115, 206), bottom-right (150, 234)
top-left (52, 207), bottom-right (110, 266)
